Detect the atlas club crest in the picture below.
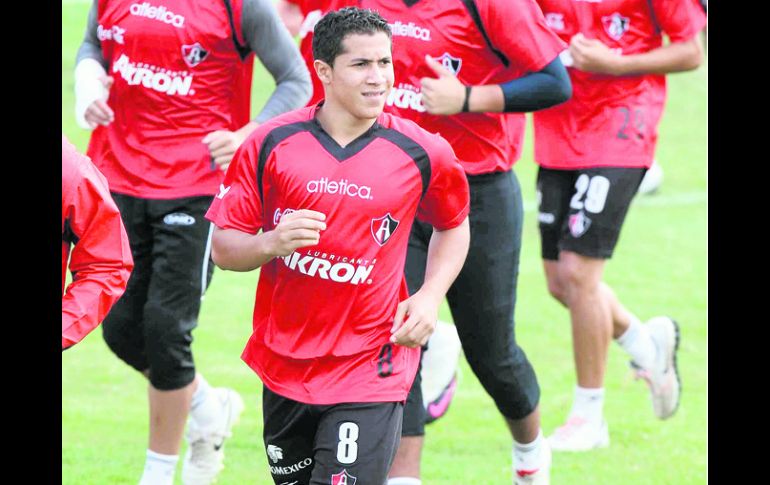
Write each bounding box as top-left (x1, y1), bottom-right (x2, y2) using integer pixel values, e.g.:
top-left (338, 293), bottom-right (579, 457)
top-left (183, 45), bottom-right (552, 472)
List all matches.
top-left (602, 13), bottom-right (630, 41)
top-left (182, 42), bottom-right (209, 67)
top-left (371, 213), bottom-right (400, 246)
top-left (331, 470), bottom-right (357, 485)
top-left (435, 52), bottom-right (462, 75)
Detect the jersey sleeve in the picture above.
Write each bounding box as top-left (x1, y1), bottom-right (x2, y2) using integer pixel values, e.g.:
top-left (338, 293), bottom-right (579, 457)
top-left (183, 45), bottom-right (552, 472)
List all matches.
top-left (416, 136), bottom-right (470, 230)
top-left (481, 0), bottom-right (567, 73)
top-left (651, 0), bottom-right (707, 42)
top-left (205, 136), bottom-right (265, 233)
top-left (62, 154), bottom-right (133, 350)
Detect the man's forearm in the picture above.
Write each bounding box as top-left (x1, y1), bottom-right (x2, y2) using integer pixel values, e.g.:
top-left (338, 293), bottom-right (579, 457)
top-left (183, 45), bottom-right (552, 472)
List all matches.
top-left (615, 36), bottom-right (704, 76)
top-left (211, 227), bottom-right (278, 272)
top-left (419, 218), bottom-right (471, 300)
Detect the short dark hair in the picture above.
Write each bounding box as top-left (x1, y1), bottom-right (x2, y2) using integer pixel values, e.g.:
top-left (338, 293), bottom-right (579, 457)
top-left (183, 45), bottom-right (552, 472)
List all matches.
top-left (312, 7), bottom-right (392, 67)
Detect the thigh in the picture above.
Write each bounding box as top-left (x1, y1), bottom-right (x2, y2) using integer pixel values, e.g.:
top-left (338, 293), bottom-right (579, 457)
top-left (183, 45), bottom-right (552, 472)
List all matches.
top-left (262, 386), bottom-right (318, 485)
top-left (146, 196), bottom-right (214, 320)
top-left (536, 167), bottom-right (576, 261)
top-left (311, 402), bottom-right (403, 485)
top-left (559, 167), bottom-right (645, 259)
top-left (447, 171), bottom-right (522, 356)
top-left (101, 194), bottom-right (152, 356)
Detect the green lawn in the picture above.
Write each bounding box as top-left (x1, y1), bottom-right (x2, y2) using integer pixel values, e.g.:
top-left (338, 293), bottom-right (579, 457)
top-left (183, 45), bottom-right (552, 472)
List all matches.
top-left (62, 2), bottom-right (707, 483)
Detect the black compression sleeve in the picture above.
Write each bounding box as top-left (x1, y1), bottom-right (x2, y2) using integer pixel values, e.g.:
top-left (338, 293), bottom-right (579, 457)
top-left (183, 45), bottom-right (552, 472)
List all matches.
top-left (499, 57), bottom-right (572, 113)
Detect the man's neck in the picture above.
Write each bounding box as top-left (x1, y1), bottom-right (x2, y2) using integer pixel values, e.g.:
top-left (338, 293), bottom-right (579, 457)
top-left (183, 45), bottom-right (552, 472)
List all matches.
top-left (315, 101), bottom-right (378, 147)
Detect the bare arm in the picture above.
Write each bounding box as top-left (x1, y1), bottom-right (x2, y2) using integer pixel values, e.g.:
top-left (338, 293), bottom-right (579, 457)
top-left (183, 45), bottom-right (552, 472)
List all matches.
top-left (275, 0), bottom-right (303, 38)
top-left (569, 33), bottom-right (704, 76)
top-left (391, 217), bottom-right (470, 347)
top-left (211, 209), bottom-right (327, 272)
top-left (203, 0), bottom-right (312, 170)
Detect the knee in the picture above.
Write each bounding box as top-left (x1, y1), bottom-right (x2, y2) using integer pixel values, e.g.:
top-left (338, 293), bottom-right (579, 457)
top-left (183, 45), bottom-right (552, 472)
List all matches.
top-left (545, 276), bottom-right (568, 306)
top-left (102, 321), bottom-right (147, 373)
top-left (558, 255), bottom-right (602, 303)
top-left (143, 311), bottom-right (196, 390)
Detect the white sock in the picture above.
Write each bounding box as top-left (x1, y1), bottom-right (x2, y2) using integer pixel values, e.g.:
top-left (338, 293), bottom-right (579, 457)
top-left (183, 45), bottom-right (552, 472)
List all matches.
top-left (513, 429), bottom-right (545, 471)
top-left (189, 374), bottom-right (220, 430)
top-left (138, 449), bottom-right (178, 485)
top-left (387, 478), bottom-right (421, 485)
top-left (616, 317), bottom-right (656, 370)
top-left (569, 386), bottom-right (605, 426)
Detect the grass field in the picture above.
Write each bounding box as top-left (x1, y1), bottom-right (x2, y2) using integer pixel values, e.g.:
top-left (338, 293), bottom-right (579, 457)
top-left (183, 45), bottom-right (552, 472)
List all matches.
top-left (61, 3), bottom-right (707, 483)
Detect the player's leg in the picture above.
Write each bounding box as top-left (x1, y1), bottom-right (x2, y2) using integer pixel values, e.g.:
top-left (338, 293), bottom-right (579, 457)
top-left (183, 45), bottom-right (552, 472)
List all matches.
top-left (312, 401), bottom-right (403, 485)
top-left (546, 167), bottom-right (677, 451)
top-left (446, 170), bottom-right (549, 484)
top-left (100, 194), bottom-right (178, 484)
top-left (262, 386), bottom-right (317, 485)
top-left (388, 220), bottom-right (431, 484)
top-left (143, 196), bottom-right (243, 485)
top-left (101, 193), bottom-right (152, 374)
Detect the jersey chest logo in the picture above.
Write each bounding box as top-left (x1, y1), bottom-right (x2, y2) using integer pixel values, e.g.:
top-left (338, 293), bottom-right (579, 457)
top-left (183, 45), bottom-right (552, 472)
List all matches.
top-left (371, 213), bottom-right (400, 246)
top-left (602, 13), bottom-right (630, 40)
top-left (182, 42), bottom-right (209, 68)
top-left (435, 52), bottom-right (462, 76)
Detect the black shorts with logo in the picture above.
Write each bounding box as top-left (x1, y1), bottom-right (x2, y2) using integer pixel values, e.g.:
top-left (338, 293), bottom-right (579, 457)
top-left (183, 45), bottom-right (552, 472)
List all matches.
top-left (262, 386), bottom-right (402, 485)
top-left (101, 193), bottom-right (215, 390)
top-left (537, 166), bottom-right (646, 260)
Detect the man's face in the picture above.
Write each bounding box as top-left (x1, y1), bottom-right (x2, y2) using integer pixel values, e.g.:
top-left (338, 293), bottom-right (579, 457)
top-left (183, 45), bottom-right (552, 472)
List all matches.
top-left (323, 31), bottom-right (394, 120)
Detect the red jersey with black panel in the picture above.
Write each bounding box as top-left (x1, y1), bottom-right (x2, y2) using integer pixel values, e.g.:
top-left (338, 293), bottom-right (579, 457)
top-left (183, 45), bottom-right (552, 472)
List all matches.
top-left (206, 105), bottom-right (469, 404)
top-left (533, 0), bottom-right (706, 169)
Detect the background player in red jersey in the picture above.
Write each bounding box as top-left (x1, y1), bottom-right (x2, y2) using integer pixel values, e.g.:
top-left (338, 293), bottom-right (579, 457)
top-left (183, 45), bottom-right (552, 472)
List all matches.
top-left (73, 1), bottom-right (311, 483)
top-left (357, 0), bottom-right (571, 483)
top-left (62, 134), bottom-right (133, 351)
top-left (533, 0), bottom-right (705, 452)
top-left (206, 7), bottom-right (470, 484)
top-left (275, 0), bottom-right (465, 429)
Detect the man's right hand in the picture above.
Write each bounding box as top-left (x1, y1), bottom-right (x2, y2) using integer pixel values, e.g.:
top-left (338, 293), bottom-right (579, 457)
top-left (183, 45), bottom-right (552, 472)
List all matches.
top-left (83, 76), bottom-right (115, 127)
top-left (267, 209), bottom-right (327, 257)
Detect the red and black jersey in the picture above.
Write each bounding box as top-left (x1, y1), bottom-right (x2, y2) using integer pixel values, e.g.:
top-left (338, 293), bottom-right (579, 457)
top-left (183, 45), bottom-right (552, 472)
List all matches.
top-left (361, 0), bottom-right (565, 174)
top-left (87, 0), bottom-right (252, 199)
top-left (206, 104), bottom-right (470, 404)
top-left (533, 0), bottom-right (706, 169)
top-left (62, 135), bottom-right (134, 350)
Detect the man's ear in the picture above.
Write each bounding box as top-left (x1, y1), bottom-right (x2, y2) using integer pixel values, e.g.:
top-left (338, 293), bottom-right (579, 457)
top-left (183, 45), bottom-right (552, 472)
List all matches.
top-left (314, 59), bottom-right (333, 85)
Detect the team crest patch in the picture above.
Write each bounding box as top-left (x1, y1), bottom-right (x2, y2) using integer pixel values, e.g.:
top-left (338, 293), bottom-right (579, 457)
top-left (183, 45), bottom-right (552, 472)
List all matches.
top-left (602, 13), bottom-right (630, 40)
top-left (435, 52), bottom-right (462, 75)
top-left (545, 13), bottom-right (565, 31)
top-left (182, 42), bottom-right (209, 67)
top-left (568, 211), bottom-right (592, 238)
top-left (331, 470), bottom-right (357, 485)
top-left (371, 213), bottom-right (399, 246)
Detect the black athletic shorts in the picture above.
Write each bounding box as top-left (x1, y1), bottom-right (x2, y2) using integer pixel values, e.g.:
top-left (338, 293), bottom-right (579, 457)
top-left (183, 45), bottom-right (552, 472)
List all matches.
top-left (537, 166), bottom-right (645, 260)
top-left (101, 193), bottom-right (215, 390)
top-left (262, 386), bottom-right (402, 485)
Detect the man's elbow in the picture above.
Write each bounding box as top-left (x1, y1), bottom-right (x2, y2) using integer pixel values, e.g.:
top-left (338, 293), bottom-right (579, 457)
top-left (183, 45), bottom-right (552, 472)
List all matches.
top-left (554, 76), bottom-right (573, 105)
top-left (681, 37), bottom-right (705, 71)
top-left (210, 246), bottom-right (232, 271)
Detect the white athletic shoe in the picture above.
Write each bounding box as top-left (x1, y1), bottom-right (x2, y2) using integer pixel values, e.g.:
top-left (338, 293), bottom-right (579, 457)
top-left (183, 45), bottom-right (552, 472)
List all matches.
top-left (630, 316), bottom-right (681, 420)
top-left (182, 388), bottom-right (245, 485)
top-left (638, 159), bottom-right (664, 195)
top-left (548, 416), bottom-right (609, 452)
top-left (514, 439), bottom-right (551, 485)
top-left (421, 320), bottom-right (462, 423)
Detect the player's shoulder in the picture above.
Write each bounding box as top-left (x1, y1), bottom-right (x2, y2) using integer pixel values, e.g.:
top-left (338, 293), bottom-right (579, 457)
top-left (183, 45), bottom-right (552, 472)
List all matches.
top-left (247, 106), bottom-right (316, 147)
top-left (378, 112), bottom-right (453, 158)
